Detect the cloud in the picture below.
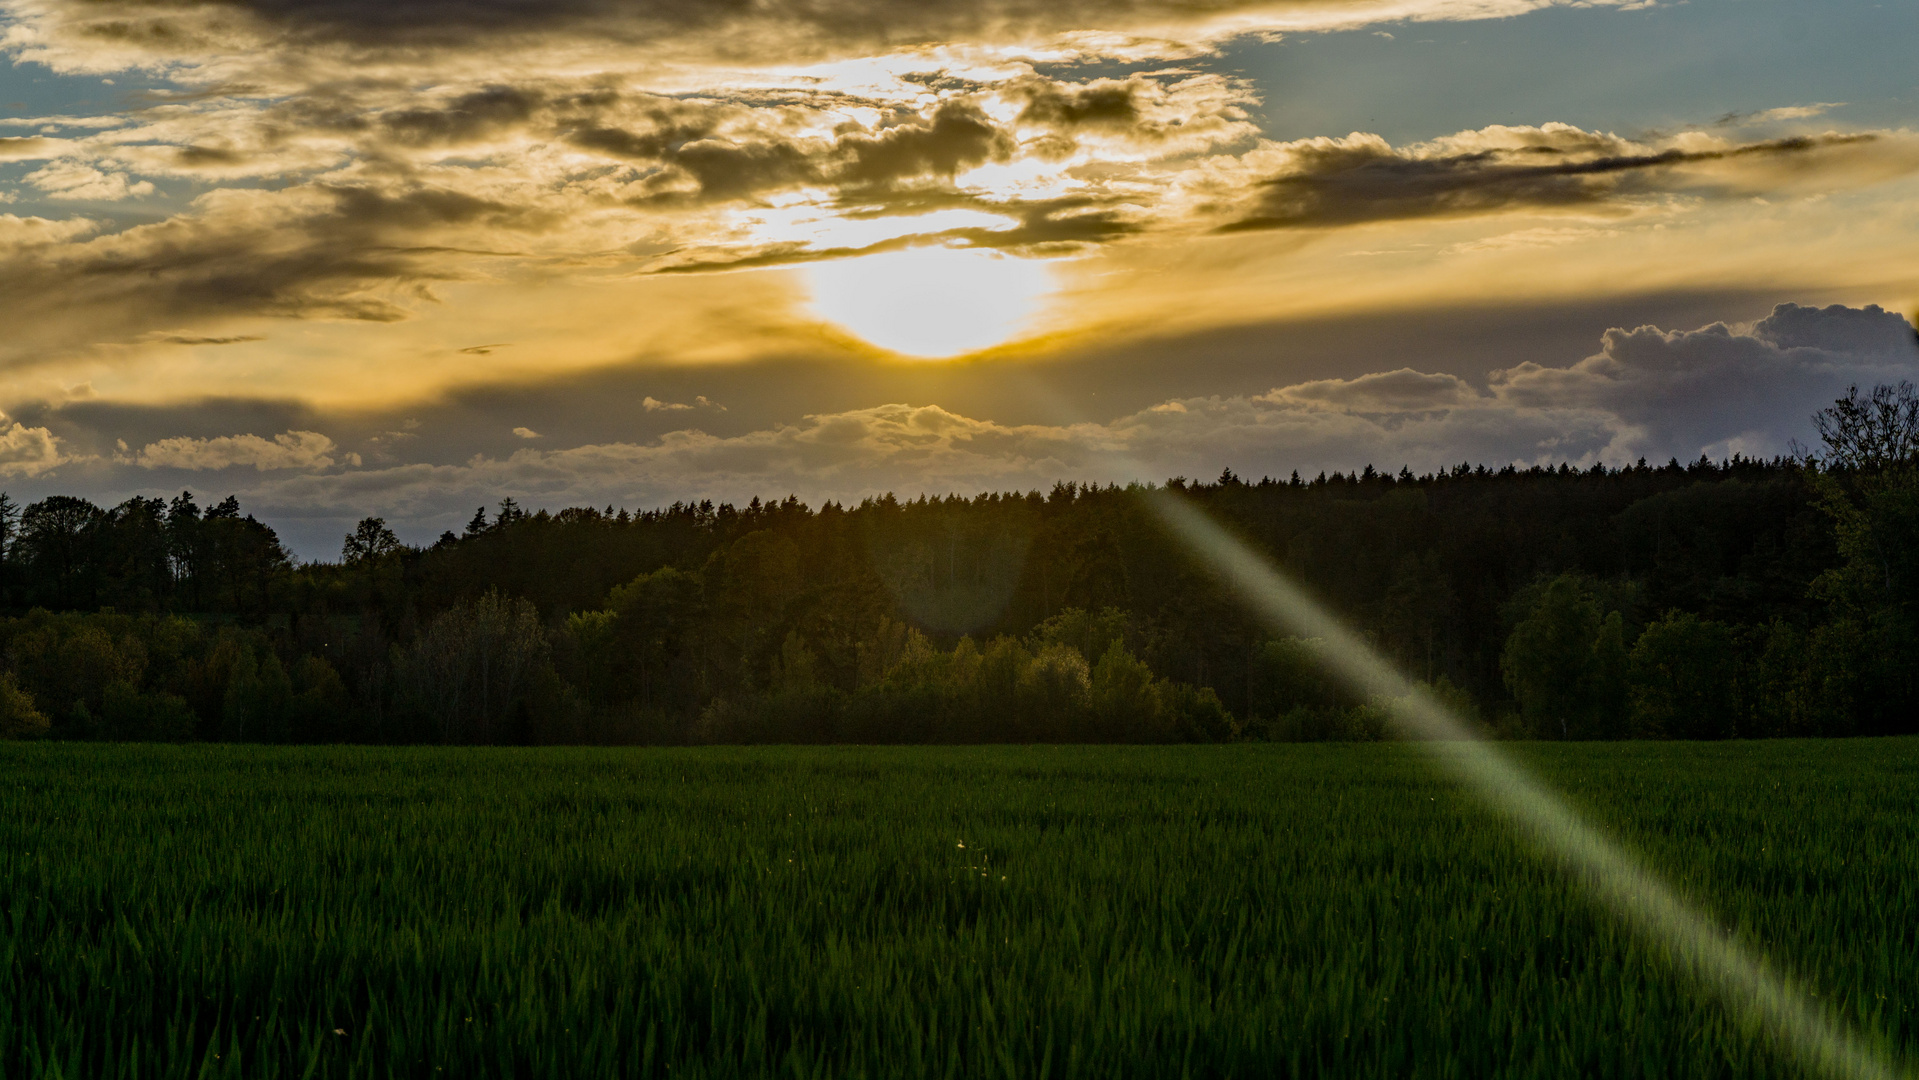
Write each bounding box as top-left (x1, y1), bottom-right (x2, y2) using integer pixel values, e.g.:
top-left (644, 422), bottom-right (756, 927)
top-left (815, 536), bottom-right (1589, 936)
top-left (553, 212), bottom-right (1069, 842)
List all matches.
top-left (0, 180), bottom-right (556, 364)
top-left (195, 303), bottom-right (1919, 554)
top-left (22, 161), bottom-right (155, 200)
top-left (1267, 368), bottom-right (1482, 412)
top-left (0, 136), bottom-right (56, 161)
top-left (0, 66), bottom-right (1245, 355)
top-left (0, 0), bottom-right (1913, 402)
top-left (2, 0), bottom-right (1650, 73)
top-left (1491, 302), bottom-right (1919, 459)
top-left (512, 426), bottom-right (541, 438)
top-left (1219, 126), bottom-right (1894, 232)
top-left (0, 419), bottom-right (70, 476)
top-left (134, 429), bottom-right (345, 470)
top-left (0, 213), bottom-right (98, 249)
top-left (1715, 103), bottom-right (1845, 126)
top-left (642, 396), bottom-right (694, 411)
top-left (144, 333), bottom-right (265, 346)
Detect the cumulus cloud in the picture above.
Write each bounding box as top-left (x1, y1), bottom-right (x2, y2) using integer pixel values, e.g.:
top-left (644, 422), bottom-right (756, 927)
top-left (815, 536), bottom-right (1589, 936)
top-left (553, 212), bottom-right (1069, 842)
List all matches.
top-left (0, 419), bottom-right (70, 476)
top-left (135, 429), bottom-right (345, 470)
top-left (1491, 303), bottom-right (1919, 459)
top-left (0, 213), bottom-right (97, 249)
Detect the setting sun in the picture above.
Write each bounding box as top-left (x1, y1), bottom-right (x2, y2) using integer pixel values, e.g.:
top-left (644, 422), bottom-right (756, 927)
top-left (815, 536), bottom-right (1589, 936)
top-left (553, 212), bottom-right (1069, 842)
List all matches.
top-left (805, 247), bottom-right (1054, 358)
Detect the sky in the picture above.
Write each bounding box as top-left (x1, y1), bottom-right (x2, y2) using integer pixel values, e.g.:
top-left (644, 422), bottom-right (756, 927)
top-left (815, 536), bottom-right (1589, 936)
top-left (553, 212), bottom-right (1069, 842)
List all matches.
top-left (1, 0), bottom-right (1916, 558)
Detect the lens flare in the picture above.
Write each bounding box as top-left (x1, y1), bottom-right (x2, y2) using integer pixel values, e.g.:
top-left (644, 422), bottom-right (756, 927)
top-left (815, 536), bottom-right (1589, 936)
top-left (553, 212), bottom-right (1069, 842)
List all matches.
top-left (1144, 489), bottom-right (1905, 1080)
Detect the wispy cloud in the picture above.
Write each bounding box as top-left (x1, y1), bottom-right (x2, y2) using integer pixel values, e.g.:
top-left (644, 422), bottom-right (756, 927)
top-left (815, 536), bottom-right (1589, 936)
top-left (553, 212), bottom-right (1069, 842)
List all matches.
top-left (1714, 103), bottom-right (1846, 127)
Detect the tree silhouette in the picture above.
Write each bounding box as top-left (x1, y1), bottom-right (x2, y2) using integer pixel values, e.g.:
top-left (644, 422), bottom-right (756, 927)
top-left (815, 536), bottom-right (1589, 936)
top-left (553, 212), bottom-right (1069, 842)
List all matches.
top-left (342, 517), bottom-right (401, 564)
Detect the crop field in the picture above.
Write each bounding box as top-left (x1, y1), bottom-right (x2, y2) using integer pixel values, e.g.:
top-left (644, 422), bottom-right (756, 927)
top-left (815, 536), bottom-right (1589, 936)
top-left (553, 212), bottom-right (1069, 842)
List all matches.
top-left (0, 741), bottom-right (1915, 1079)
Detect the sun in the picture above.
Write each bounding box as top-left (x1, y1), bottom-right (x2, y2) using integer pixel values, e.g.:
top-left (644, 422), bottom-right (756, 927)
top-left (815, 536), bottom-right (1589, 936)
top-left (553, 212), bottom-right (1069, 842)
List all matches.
top-left (805, 246), bottom-right (1054, 358)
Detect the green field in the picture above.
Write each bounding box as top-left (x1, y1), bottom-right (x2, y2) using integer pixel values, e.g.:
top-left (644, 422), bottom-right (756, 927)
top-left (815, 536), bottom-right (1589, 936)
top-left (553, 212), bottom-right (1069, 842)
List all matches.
top-left (1, 741), bottom-right (1915, 1078)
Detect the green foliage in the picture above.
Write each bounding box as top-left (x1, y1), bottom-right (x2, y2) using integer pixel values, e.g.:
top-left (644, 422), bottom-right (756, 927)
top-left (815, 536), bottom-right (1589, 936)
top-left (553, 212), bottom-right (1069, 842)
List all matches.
top-left (0, 673), bottom-right (47, 740)
top-left (1031, 606), bottom-right (1131, 666)
top-left (1628, 612), bottom-right (1742, 739)
top-left (1088, 640), bottom-right (1164, 742)
top-left (2, 741), bottom-right (1915, 1076)
top-left (771, 630), bottom-right (820, 692)
top-left (1502, 576), bottom-right (1629, 740)
top-left (1800, 464), bottom-right (1919, 735)
top-left (1018, 643), bottom-right (1091, 726)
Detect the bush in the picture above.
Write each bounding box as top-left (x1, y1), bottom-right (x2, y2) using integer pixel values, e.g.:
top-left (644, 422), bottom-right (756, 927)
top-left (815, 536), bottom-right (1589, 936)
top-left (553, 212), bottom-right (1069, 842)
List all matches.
top-left (0, 673), bottom-right (48, 740)
top-left (1088, 641), bottom-right (1166, 742)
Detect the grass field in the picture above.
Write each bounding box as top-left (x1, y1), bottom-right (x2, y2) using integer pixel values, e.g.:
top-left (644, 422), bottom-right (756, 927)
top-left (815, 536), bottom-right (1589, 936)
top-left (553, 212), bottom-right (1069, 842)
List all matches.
top-left (1, 741), bottom-right (1915, 1078)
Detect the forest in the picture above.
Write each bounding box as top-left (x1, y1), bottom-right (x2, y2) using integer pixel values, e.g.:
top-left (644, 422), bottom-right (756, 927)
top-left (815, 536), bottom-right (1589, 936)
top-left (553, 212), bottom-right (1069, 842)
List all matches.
top-left (0, 384), bottom-right (1916, 745)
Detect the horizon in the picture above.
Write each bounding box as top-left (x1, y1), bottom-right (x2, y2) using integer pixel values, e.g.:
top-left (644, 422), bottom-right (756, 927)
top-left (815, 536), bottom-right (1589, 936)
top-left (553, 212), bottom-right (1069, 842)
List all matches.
top-left (0, 442), bottom-right (1835, 562)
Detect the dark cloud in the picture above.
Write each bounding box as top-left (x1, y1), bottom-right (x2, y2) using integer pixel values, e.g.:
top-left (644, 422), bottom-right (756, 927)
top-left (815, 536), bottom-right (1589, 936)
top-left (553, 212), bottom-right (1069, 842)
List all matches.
top-left (379, 84), bottom-right (543, 147)
top-left (839, 100), bottom-right (1014, 185)
top-left (149, 334), bottom-right (265, 345)
top-left (27, 0), bottom-right (1354, 59)
top-left (1223, 131), bottom-right (1882, 232)
top-left (1490, 303), bottom-right (1919, 458)
top-left (1013, 78), bottom-right (1143, 133)
top-left (561, 101), bottom-right (731, 163)
top-left (660, 137), bottom-right (822, 201)
top-left (562, 95), bottom-right (1021, 205)
top-left (0, 137), bottom-right (52, 160)
top-left (0, 181), bottom-right (554, 361)
top-left (561, 95), bottom-right (1034, 207)
top-left (172, 145), bottom-right (249, 167)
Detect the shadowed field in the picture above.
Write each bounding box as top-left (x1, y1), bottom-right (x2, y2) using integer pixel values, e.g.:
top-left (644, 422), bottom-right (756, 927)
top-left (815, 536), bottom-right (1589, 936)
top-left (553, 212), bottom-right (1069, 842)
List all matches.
top-left (1, 740), bottom-right (1914, 1078)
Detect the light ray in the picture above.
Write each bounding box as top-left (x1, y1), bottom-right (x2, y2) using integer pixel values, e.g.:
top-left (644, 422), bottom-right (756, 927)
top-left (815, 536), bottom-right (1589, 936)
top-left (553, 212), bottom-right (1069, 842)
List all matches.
top-left (1143, 488), bottom-right (1907, 1080)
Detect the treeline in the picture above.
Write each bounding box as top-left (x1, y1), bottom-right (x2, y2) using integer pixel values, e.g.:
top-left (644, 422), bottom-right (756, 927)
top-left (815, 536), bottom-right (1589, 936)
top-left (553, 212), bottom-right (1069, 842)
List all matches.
top-left (2, 386), bottom-right (1918, 744)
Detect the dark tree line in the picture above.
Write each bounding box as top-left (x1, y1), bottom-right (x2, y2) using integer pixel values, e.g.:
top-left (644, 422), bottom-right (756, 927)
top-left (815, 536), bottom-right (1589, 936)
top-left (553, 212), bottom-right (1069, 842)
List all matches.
top-left (1, 385), bottom-right (1916, 744)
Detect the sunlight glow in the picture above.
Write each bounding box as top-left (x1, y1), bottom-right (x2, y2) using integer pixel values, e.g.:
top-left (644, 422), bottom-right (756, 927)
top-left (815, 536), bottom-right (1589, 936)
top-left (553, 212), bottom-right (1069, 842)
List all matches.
top-left (1145, 490), bottom-right (1907, 1080)
top-left (753, 206), bottom-right (1010, 250)
top-left (805, 247), bottom-right (1054, 358)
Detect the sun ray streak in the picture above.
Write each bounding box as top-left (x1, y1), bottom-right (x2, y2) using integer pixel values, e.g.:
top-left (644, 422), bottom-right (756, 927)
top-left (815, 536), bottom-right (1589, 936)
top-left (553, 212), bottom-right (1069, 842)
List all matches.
top-left (1144, 489), bottom-right (1908, 1080)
